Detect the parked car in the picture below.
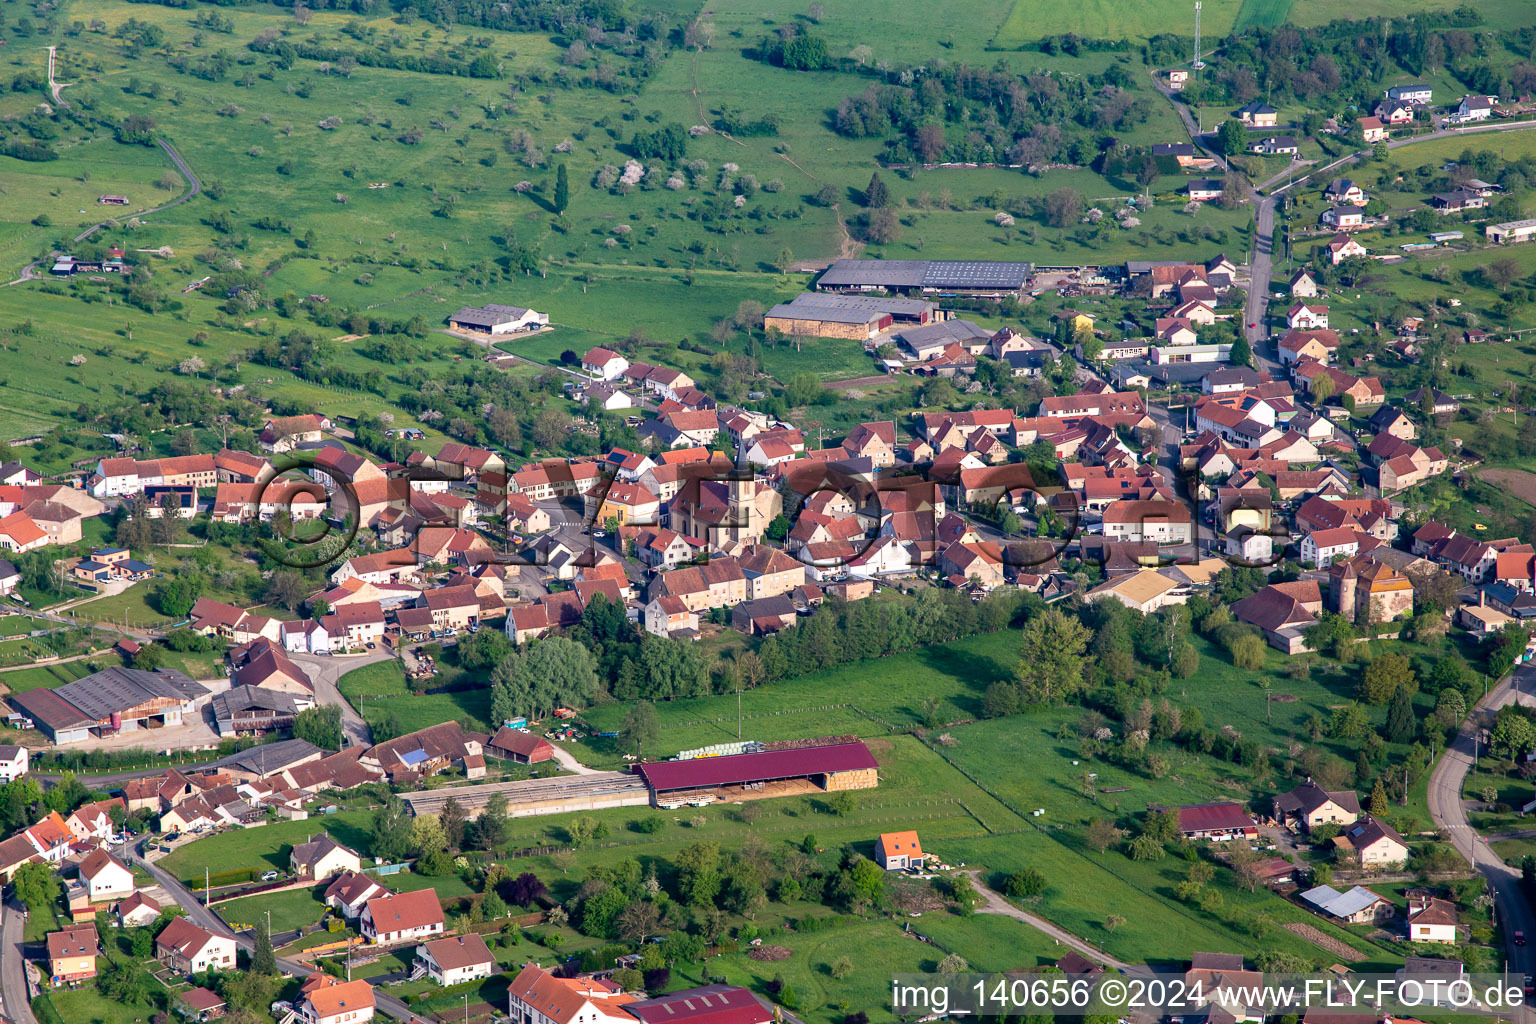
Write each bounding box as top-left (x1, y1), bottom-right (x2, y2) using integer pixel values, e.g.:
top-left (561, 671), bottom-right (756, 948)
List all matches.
top-left (261, 871), bottom-right (280, 882)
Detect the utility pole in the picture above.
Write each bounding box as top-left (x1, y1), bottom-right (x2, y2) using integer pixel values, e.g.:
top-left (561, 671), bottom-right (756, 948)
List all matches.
top-left (737, 685), bottom-right (743, 740)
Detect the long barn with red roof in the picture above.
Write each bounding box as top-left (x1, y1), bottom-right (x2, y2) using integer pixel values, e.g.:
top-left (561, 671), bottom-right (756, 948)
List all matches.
top-left (634, 741), bottom-right (878, 804)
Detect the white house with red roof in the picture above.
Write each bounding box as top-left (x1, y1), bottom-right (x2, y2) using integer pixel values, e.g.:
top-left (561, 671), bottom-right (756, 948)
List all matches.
top-left (1287, 304), bottom-right (1329, 331)
top-left (581, 347), bottom-right (629, 381)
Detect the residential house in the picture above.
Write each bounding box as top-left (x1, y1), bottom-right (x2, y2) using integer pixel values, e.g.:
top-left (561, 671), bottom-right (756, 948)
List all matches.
top-left (1278, 330), bottom-right (1340, 365)
top-left (47, 924), bottom-right (99, 985)
top-left (1326, 179), bottom-right (1368, 205)
top-left (259, 414), bottom-right (331, 453)
top-left (580, 347), bottom-right (629, 381)
top-left (156, 918), bottom-right (237, 974)
top-left (1250, 136), bottom-right (1300, 155)
top-left (1456, 95), bottom-right (1495, 121)
top-left (875, 830), bottom-right (926, 870)
top-left (1336, 816), bottom-right (1410, 867)
top-left (1101, 500), bottom-right (1193, 545)
top-left (1326, 233), bottom-right (1368, 265)
top-left (1290, 268), bottom-right (1321, 298)
top-left (324, 871), bottom-right (392, 921)
top-left (296, 976), bottom-right (376, 1024)
top-left (117, 892), bottom-right (161, 928)
top-left (644, 594), bottom-right (699, 639)
top-left (1406, 894), bottom-right (1458, 943)
top-left (361, 888), bottom-right (445, 944)
top-left (417, 934), bottom-right (495, 986)
top-left (1232, 580), bottom-right (1323, 652)
top-left (507, 963), bottom-right (639, 1024)
top-left (0, 744), bottom-right (30, 783)
top-left (291, 834), bottom-right (362, 881)
top-left (1273, 781), bottom-right (1360, 832)
top-left (1288, 304), bottom-right (1330, 331)
top-left (1322, 206), bottom-right (1365, 230)
top-left (1084, 569), bottom-right (1185, 614)
top-left (77, 848), bottom-right (134, 903)
top-left (1238, 101), bottom-right (1278, 127)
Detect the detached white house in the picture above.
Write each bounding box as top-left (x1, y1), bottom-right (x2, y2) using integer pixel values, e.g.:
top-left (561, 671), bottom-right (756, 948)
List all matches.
top-left (290, 834), bottom-right (362, 882)
top-left (0, 744), bottom-right (27, 783)
top-left (360, 889), bottom-right (444, 944)
top-left (324, 871), bottom-right (392, 921)
top-left (416, 934), bottom-right (495, 986)
top-left (77, 849), bottom-right (134, 903)
top-left (580, 347), bottom-right (629, 381)
top-left (1406, 894), bottom-right (1458, 943)
top-left (156, 919), bottom-right (237, 975)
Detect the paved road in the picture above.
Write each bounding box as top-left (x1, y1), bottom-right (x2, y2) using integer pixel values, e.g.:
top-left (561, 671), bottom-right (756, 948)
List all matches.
top-left (131, 852), bottom-right (417, 1020)
top-left (1244, 196), bottom-right (1278, 352)
top-left (289, 650), bottom-right (394, 748)
top-left (1239, 118), bottom-right (1536, 359)
top-left (1426, 664), bottom-right (1536, 981)
top-left (45, 46), bottom-right (68, 110)
top-left (0, 897), bottom-right (37, 1024)
top-left (965, 870), bottom-right (1131, 971)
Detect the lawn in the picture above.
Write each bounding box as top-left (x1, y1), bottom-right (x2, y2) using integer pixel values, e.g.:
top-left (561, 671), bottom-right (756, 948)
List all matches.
top-left (157, 811), bottom-right (375, 885)
top-left (218, 885), bottom-right (330, 933)
top-left (338, 659), bottom-right (494, 735)
top-left (42, 983), bottom-right (159, 1024)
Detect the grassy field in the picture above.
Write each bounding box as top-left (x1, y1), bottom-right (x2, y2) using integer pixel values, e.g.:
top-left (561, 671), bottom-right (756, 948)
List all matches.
top-left (0, 658), bottom-right (95, 694)
top-left (0, 0), bottom-right (1229, 444)
top-left (574, 628), bottom-right (1021, 764)
top-left (992, 0), bottom-right (1242, 45)
top-left (338, 659), bottom-right (494, 735)
top-left (218, 884), bottom-right (331, 933)
top-left (157, 810), bottom-right (374, 884)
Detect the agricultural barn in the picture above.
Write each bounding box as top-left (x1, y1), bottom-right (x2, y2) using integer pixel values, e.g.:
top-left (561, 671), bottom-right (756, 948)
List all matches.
top-left (635, 741), bottom-right (879, 805)
top-left (763, 302), bottom-right (892, 341)
top-left (815, 259), bottom-right (1032, 299)
top-left (446, 303), bottom-right (548, 334)
top-left (8, 667), bottom-right (208, 744)
top-left (1173, 802), bottom-right (1258, 842)
top-left (1487, 219), bottom-right (1536, 245)
top-left (763, 293), bottom-right (935, 341)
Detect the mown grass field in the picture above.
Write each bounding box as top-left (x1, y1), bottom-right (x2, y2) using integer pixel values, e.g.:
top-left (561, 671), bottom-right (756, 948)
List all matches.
top-left (157, 809), bottom-right (374, 884)
top-left (992, 0), bottom-right (1242, 46)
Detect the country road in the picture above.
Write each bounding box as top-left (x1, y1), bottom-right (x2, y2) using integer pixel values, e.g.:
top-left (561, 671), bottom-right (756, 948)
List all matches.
top-left (965, 870), bottom-right (1131, 972)
top-left (1426, 664), bottom-right (1536, 984)
top-left (1143, 76), bottom-right (1536, 364)
top-left (74, 139), bottom-right (202, 244)
top-left (45, 46), bottom-right (67, 110)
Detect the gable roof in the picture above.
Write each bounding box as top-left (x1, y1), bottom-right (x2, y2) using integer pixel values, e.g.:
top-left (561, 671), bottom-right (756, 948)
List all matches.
top-left (420, 932), bottom-right (494, 970)
top-left (365, 888), bottom-right (443, 932)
